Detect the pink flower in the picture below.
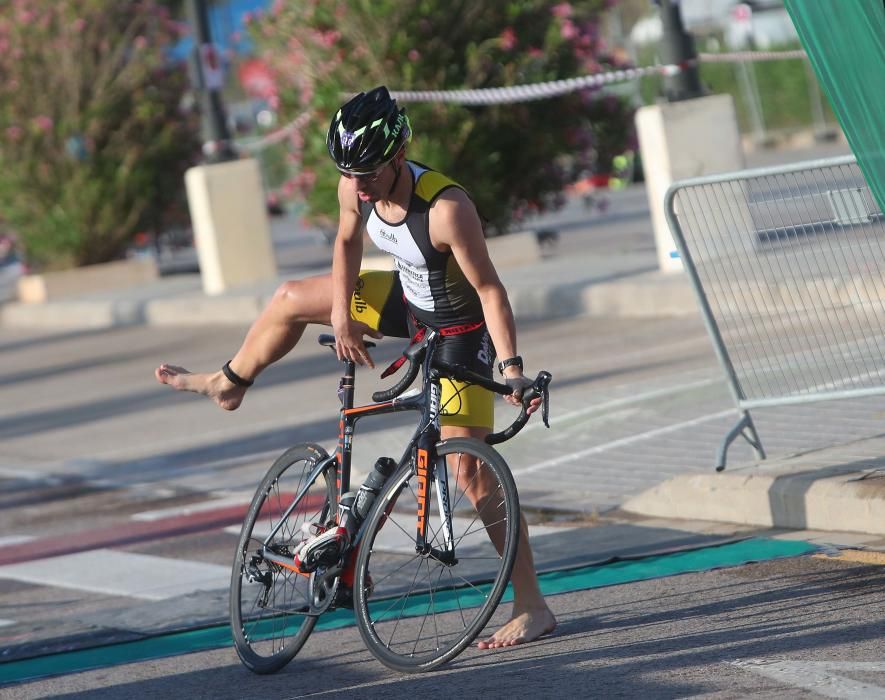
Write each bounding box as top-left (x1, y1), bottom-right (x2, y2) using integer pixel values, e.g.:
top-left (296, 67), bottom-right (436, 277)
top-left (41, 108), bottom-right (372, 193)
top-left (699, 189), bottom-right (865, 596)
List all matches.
top-left (314, 29), bottom-right (340, 48)
top-left (133, 36), bottom-right (148, 50)
top-left (33, 115), bottom-right (53, 132)
top-left (500, 27), bottom-right (517, 51)
top-left (560, 19), bottom-right (578, 41)
top-left (551, 3), bottom-right (573, 19)
top-left (72, 18), bottom-right (86, 32)
top-left (272, 0), bottom-right (285, 14)
top-left (408, 49), bottom-right (419, 61)
top-left (5, 125), bottom-right (23, 141)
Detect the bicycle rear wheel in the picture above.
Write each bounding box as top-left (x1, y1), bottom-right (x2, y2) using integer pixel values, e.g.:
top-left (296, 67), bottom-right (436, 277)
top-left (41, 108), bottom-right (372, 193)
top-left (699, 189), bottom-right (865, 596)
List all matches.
top-left (354, 437), bottom-right (519, 672)
top-left (230, 443), bottom-right (336, 674)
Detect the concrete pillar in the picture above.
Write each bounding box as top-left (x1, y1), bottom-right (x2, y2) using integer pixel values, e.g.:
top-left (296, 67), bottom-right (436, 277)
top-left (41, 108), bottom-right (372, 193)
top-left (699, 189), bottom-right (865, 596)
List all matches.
top-left (185, 158), bottom-right (277, 295)
top-left (636, 94), bottom-right (745, 272)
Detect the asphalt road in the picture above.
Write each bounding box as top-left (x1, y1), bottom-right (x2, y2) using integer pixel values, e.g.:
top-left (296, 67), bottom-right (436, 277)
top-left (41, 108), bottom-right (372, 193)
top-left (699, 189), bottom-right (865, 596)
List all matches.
top-left (6, 553), bottom-right (884, 699)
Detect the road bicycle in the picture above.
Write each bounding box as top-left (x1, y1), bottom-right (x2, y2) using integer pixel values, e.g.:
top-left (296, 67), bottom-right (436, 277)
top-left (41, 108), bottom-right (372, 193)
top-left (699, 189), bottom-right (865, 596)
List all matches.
top-left (229, 329), bottom-right (551, 673)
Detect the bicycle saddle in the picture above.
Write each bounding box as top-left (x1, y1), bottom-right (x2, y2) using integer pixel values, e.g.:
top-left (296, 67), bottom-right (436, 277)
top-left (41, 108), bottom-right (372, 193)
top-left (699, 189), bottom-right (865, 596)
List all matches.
top-left (318, 333), bottom-right (376, 349)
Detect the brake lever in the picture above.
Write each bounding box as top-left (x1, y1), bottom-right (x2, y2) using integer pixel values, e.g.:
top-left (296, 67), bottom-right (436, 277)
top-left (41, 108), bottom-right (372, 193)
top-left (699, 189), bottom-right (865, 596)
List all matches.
top-left (533, 371), bottom-right (552, 428)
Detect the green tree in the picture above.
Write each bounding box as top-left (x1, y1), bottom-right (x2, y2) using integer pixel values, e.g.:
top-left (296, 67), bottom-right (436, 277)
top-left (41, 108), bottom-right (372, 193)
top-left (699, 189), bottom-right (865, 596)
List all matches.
top-left (251, 0), bottom-right (632, 233)
top-left (0, 0), bottom-right (198, 270)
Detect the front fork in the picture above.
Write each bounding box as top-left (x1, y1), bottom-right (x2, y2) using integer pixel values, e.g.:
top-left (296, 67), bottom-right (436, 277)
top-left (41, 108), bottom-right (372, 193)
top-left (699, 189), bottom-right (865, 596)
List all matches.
top-left (415, 429), bottom-right (456, 563)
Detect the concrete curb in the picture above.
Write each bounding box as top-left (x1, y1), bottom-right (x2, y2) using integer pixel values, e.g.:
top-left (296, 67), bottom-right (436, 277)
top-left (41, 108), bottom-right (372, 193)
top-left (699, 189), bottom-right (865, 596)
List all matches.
top-left (0, 299), bottom-right (148, 330)
top-left (0, 271), bottom-right (700, 330)
top-left (622, 467), bottom-right (885, 536)
top-left (582, 272), bottom-right (698, 318)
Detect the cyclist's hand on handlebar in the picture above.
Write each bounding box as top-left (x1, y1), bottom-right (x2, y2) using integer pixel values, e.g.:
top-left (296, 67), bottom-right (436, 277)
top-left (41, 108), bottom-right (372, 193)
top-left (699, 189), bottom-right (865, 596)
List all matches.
top-left (502, 370), bottom-right (542, 415)
top-left (331, 317), bottom-right (382, 368)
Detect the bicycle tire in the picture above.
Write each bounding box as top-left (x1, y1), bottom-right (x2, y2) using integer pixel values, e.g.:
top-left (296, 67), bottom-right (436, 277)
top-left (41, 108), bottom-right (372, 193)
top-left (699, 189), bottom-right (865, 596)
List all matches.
top-left (230, 443), bottom-right (336, 674)
top-left (353, 437), bottom-right (520, 672)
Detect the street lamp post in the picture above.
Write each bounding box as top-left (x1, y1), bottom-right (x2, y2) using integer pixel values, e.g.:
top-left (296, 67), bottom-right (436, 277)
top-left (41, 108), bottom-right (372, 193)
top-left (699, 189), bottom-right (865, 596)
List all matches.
top-left (186, 0), bottom-right (236, 162)
top-left (658, 0), bottom-right (705, 101)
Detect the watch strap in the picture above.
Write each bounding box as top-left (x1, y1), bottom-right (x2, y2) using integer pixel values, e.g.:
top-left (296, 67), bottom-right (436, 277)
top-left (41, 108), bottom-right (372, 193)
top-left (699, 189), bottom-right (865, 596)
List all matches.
top-left (497, 355), bottom-right (523, 375)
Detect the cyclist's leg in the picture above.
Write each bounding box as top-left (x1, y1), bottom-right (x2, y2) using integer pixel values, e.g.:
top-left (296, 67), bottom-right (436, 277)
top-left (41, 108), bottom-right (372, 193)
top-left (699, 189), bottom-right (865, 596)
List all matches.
top-left (155, 271), bottom-right (407, 410)
top-left (441, 418), bottom-right (556, 650)
top-left (437, 326), bottom-right (555, 647)
top-left (155, 273), bottom-right (335, 410)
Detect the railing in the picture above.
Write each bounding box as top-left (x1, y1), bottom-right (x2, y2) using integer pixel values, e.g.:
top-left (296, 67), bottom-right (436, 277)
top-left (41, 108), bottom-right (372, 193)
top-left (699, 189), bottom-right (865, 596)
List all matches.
top-left (665, 155), bottom-right (885, 470)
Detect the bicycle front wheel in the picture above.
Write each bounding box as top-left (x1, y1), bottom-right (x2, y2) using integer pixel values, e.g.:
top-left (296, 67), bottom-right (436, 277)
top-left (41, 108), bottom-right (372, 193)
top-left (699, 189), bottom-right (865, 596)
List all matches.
top-left (230, 443), bottom-right (336, 674)
top-left (354, 437), bottom-right (519, 672)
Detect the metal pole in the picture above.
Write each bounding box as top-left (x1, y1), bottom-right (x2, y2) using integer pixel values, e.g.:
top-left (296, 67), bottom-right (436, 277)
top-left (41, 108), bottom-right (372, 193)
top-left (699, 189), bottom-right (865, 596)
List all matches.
top-left (736, 60), bottom-right (767, 145)
top-left (657, 0), bottom-right (705, 101)
top-left (186, 0), bottom-right (236, 162)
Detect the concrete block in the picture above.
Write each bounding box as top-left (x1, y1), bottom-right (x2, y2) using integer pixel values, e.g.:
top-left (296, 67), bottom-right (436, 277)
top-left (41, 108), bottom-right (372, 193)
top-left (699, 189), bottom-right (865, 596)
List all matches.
top-left (581, 271), bottom-right (698, 318)
top-left (636, 94), bottom-right (745, 273)
top-left (16, 257), bottom-right (158, 304)
top-left (622, 468), bottom-right (885, 536)
top-left (185, 159), bottom-right (278, 295)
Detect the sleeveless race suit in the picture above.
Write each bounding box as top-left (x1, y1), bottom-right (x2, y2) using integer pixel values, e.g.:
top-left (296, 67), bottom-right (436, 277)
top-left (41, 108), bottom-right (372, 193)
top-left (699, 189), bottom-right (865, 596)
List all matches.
top-left (349, 161), bottom-right (495, 428)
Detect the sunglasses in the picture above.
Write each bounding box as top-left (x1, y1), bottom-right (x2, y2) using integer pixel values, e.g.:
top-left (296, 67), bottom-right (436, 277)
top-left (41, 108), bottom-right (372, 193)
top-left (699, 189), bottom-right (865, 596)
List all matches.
top-left (338, 163), bottom-right (388, 182)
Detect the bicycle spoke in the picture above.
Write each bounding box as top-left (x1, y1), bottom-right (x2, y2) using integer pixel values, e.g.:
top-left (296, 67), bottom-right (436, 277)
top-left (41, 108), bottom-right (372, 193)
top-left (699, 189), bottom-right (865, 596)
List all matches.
top-left (382, 555), bottom-right (428, 648)
top-left (231, 446), bottom-right (331, 673)
top-left (366, 550), bottom-right (423, 590)
top-left (356, 438), bottom-right (518, 671)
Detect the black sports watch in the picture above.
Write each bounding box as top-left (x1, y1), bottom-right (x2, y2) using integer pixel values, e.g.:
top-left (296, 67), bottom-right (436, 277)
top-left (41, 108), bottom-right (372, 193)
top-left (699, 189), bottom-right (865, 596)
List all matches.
top-left (497, 355), bottom-right (523, 375)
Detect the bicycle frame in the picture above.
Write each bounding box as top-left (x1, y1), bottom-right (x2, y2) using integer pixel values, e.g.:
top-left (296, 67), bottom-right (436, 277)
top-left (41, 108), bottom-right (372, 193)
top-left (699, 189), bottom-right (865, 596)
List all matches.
top-left (338, 332), bottom-right (455, 555)
top-left (261, 330), bottom-right (454, 560)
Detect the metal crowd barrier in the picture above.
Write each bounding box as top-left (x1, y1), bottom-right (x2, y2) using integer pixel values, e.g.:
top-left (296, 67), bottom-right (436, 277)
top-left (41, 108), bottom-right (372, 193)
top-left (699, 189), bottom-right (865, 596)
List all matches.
top-left (665, 155), bottom-right (885, 470)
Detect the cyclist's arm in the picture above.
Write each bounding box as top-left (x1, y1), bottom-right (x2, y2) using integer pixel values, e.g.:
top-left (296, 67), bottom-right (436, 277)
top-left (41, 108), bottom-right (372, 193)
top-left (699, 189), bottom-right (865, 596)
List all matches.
top-left (429, 190), bottom-right (530, 405)
top-left (331, 178), bottom-right (378, 366)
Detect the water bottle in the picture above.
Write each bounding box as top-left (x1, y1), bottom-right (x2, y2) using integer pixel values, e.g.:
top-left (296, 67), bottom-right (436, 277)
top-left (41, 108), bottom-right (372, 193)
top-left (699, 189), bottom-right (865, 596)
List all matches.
top-left (338, 491), bottom-right (359, 539)
top-left (354, 457), bottom-right (397, 522)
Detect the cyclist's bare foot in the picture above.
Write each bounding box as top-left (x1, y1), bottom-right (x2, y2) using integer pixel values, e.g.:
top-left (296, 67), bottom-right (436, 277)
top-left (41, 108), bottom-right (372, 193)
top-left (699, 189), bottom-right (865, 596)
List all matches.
top-left (154, 364), bottom-right (247, 411)
top-left (477, 606), bottom-right (557, 649)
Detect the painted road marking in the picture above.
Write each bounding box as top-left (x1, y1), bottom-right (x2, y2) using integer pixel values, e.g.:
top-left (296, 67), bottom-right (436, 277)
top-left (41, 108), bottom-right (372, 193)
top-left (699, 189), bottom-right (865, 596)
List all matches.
top-left (0, 535), bottom-right (33, 547)
top-left (0, 619), bottom-right (15, 628)
top-left (814, 549), bottom-right (885, 566)
top-left (513, 409), bottom-right (734, 475)
top-left (0, 549), bottom-right (229, 601)
top-left (131, 493), bottom-right (254, 521)
top-left (0, 493), bottom-right (318, 567)
top-left (730, 659), bottom-right (885, 698)
top-left (519, 376), bottom-right (722, 434)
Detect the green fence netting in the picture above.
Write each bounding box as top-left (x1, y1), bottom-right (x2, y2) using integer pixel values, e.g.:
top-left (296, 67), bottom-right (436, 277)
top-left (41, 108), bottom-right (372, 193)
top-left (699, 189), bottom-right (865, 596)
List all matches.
top-left (784, 0), bottom-right (885, 213)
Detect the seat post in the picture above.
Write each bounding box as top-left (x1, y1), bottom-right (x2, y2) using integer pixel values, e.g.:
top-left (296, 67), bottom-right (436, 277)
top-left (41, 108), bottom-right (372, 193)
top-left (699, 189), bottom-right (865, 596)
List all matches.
top-left (338, 359), bottom-right (357, 409)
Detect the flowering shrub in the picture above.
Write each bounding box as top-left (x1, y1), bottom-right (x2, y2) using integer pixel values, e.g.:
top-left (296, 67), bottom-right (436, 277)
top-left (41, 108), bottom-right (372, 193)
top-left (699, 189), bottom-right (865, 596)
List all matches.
top-left (250, 0), bottom-right (634, 233)
top-left (0, 1), bottom-right (198, 270)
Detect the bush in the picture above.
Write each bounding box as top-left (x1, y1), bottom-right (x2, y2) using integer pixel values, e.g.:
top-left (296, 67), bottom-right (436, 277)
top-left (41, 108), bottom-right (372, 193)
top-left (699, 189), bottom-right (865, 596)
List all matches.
top-left (250, 0), bottom-right (634, 233)
top-left (0, 1), bottom-right (199, 271)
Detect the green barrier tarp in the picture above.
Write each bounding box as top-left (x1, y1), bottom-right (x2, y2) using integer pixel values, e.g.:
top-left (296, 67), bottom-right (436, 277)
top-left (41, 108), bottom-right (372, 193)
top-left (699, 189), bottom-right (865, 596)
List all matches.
top-left (784, 0), bottom-right (885, 212)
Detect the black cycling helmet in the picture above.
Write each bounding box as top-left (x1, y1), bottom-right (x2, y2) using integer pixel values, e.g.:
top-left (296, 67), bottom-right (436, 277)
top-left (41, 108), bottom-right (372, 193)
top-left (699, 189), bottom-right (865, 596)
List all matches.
top-left (326, 86), bottom-right (412, 175)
